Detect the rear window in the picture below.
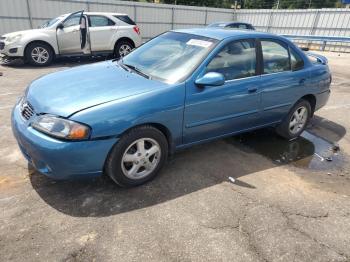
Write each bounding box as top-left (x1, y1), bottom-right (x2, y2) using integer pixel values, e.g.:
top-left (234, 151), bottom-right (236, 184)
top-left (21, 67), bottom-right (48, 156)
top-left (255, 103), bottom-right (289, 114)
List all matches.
top-left (114, 15), bottom-right (136, 25)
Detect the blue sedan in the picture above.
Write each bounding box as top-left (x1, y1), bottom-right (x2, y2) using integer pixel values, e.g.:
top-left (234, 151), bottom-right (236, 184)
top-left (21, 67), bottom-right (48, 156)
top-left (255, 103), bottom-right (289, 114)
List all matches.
top-left (12, 28), bottom-right (331, 187)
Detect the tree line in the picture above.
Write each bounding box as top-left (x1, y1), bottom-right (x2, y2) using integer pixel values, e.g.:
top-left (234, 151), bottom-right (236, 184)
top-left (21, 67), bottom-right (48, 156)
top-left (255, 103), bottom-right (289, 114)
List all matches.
top-left (138, 0), bottom-right (343, 9)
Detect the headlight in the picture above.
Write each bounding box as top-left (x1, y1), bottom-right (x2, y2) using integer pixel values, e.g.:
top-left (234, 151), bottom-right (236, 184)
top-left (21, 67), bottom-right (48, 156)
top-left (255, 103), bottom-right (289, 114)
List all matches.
top-left (6, 34), bottom-right (22, 43)
top-left (32, 115), bottom-right (90, 140)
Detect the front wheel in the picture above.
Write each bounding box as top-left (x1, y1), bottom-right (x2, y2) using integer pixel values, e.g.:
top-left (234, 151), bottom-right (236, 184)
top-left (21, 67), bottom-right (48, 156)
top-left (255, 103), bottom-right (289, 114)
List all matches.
top-left (105, 126), bottom-right (168, 187)
top-left (25, 42), bottom-right (54, 66)
top-left (276, 99), bottom-right (311, 140)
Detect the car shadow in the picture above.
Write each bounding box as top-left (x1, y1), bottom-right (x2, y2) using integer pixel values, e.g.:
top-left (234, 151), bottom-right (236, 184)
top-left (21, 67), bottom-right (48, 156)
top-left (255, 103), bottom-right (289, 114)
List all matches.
top-left (29, 116), bottom-right (346, 217)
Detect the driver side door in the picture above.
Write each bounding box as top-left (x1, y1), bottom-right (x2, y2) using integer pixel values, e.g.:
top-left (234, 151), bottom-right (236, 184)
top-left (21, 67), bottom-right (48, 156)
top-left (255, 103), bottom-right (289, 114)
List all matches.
top-left (56, 11), bottom-right (84, 54)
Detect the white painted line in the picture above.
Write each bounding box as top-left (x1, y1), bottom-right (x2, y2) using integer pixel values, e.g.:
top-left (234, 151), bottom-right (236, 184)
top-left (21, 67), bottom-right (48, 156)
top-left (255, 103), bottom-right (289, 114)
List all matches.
top-left (323, 104), bottom-right (350, 110)
top-left (0, 105), bottom-right (13, 110)
top-left (0, 92), bottom-right (15, 96)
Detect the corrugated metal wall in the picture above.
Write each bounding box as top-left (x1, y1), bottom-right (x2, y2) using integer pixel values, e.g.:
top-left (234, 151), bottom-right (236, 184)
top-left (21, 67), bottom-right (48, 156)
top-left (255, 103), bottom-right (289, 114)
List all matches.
top-left (1, 0), bottom-right (350, 51)
top-left (0, 0), bottom-right (233, 40)
top-left (236, 9), bottom-right (350, 52)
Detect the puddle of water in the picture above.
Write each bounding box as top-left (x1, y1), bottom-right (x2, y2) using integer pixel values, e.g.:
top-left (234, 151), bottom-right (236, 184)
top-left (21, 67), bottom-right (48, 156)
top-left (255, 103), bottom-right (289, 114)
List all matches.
top-left (227, 128), bottom-right (345, 171)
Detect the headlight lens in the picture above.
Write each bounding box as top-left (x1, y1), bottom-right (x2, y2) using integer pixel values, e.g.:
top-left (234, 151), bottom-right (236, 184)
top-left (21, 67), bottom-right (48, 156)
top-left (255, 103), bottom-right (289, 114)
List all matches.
top-left (6, 34), bottom-right (22, 43)
top-left (32, 115), bottom-right (90, 140)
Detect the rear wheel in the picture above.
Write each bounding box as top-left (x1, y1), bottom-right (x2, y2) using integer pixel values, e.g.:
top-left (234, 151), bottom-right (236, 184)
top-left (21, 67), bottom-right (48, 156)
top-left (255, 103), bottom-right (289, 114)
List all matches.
top-left (25, 42), bottom-right (53, 66)
top-left (276, 99), bottom-right (311, 140)
top-left (105, 126), bottom-right (168, 187)
top-left (114, 40), bottom-right (133, 59)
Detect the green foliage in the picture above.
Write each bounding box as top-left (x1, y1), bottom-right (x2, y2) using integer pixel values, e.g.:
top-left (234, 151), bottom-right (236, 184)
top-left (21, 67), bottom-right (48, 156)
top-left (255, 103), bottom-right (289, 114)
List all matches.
top-left (146, 0), bottom-right (342, 9)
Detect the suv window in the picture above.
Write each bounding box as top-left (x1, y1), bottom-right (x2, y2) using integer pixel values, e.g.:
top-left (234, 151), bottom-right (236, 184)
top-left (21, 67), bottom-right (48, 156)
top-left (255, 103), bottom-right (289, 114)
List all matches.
top-left (114, 15), bottom-right (136, 25)
top-left (206, 40), bottom-right (256, 81)
top-left (63, 13), bottom-right (81, 27)
top-left (89, 15), bottom-right (115, 27)
top-left (290, 48), bottom-right (304, 71)
top-left (261, 40), bottom-right (290, 74)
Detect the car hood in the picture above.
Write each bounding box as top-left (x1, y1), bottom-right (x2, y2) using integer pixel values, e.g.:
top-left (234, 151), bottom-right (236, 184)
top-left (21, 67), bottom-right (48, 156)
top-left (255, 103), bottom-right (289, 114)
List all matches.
top-left (2, 29), bottom-right (46, 38)
top-left (26, 61), bottom-right (167, 117)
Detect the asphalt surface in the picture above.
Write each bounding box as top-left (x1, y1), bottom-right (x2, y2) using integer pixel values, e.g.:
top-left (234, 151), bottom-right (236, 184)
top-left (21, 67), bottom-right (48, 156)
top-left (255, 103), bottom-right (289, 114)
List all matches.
top-left (0, 54), bottom-right (350, 262)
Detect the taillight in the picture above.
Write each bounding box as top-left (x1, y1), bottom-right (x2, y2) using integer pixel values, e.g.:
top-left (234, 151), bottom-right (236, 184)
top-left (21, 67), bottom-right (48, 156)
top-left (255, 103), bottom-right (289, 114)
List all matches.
top-left (133, 26), bottom-right (140, 35)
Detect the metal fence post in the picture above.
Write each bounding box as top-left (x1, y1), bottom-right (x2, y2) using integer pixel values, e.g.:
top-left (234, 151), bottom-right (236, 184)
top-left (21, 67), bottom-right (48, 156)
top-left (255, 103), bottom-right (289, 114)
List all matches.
top-left (204, 9), bottom-right (208, 26)
top-left (86, 0), bottom-right (90, 12)
top-left (171, 8), bottom-right (174, 30)
top-left (310, 10), bottom-right (320, 35)
top-left (25, 0), bottom-right (33, 29)
top-left (134, 5), bottom-right (137, 23)
top-left (266, 10), bottom-right (273, 32)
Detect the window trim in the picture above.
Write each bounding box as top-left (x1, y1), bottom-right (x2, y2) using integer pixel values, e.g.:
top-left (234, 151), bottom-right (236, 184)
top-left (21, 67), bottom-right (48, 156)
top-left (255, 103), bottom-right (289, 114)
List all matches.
top-left (62, 11), bottom-right (83, 28)
top-left (87, 15), bottom-right (115, 27)
top-left (289, 46), bottom-right (305, 72)
top-left (204, 38), bottom-right (260, 83)
top-left (258, 38), bottom-right (292, 75)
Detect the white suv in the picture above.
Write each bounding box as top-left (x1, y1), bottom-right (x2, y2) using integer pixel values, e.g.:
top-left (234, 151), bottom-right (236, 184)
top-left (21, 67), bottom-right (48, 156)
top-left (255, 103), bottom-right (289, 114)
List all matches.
top-left (0, 11), bottom-right (142, 66)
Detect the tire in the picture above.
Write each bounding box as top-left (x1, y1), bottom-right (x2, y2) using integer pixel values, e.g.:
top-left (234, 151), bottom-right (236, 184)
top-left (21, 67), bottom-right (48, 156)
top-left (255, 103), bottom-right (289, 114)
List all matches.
top-left (105, 125), bottom-right (168, 187)
top-left (25, 42), bottom-right (54, 66)
top-left (276, 99), bottom-right (311, 140)
top-left (114, 40), bottom-right (133, 59)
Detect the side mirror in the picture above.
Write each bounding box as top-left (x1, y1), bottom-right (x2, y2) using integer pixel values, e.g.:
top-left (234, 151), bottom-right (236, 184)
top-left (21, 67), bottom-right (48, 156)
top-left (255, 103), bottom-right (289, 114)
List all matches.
top-left (195, 72), bottom-right (225, 87)
top-left (57, 23), bottom-right (64, 30)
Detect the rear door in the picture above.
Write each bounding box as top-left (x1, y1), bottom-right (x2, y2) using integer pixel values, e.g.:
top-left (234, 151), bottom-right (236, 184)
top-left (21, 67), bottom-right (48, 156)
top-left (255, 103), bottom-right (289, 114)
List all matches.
top-left (258, 39), bottom-right (308, 125)
top-left (88, 15), bottom-right (116, 52)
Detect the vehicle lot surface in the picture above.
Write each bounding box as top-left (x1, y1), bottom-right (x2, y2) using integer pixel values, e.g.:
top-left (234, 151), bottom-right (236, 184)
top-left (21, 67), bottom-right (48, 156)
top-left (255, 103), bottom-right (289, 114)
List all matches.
top-left (1, 54), bottom-right (350, 262)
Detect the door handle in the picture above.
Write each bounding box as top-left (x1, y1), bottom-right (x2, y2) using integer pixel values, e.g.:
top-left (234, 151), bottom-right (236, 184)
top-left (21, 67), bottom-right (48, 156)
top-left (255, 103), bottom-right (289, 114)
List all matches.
top-left (299, 78), bottom-right (306, 85)
top-left (248, 87), bottom-right (258, 93)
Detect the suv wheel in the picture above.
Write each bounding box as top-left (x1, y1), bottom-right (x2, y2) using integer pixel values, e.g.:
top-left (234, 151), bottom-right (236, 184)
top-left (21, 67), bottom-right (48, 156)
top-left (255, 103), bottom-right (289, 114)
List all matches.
top-left (25, 42), bottom-right (53, 66)
top-left (105, 126), bottom-right (168, 187)
top-left (114, 40), bottom-right (133, 59)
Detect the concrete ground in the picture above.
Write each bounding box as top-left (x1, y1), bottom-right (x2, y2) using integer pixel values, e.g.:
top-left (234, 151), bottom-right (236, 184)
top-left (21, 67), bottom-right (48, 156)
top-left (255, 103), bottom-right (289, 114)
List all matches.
top-left (0, 53), bottom-right (350, 262)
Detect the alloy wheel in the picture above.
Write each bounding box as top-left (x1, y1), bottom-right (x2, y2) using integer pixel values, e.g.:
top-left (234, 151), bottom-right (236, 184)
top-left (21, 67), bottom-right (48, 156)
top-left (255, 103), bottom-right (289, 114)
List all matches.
top-left (31, 47), bottom-right (49, 64)
top-left (119, 44), bottom-right (132, 57)
top-left (289, 106), bottom-right (308, 134)
top-left (121, 138), bottom-right (161, 180)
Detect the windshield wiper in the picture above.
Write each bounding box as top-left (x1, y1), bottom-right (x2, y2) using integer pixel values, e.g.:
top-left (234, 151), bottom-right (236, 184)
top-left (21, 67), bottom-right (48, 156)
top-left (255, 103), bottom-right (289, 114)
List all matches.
top-left (121, 62), bottom-right (151, 80)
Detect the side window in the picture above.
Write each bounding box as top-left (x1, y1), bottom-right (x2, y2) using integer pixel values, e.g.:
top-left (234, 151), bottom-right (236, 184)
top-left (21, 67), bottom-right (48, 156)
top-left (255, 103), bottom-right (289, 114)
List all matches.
top-left (261, 40), bottom-right (290, 74)
top-left (238, 24), bottom-right (248, 29)
top-left (89, 16), bottom-right (115, 27)
top-left (290, 48), bottom-right (304, 71)
top-left (63, 13), bottom-right (81, 27)
top-left (228, 24), bottom-right (239, 28)
top-left (206, 40), bottom-right (256, 81)
top-left (114, 15), bottom-right (136, 25)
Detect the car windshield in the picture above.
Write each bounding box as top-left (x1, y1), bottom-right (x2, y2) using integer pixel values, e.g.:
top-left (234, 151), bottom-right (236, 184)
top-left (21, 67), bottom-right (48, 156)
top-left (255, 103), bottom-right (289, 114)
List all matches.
top-left (40, 15), bottom-right (65, 28)
top-left (120, 32), bottom-right (218, 84)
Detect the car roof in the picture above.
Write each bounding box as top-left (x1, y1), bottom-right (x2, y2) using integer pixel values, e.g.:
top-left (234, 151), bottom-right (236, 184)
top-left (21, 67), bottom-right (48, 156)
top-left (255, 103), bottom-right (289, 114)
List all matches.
top-left (173, 27), bottom-right (282, 41)
top-left (210, 21), bottom-right (252, 26)
top-left (84, 12), bottom-right (127, 16)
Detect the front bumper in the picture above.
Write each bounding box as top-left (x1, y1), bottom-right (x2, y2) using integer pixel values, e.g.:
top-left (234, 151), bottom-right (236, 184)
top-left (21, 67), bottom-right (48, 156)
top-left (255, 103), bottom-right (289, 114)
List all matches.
top-left (0, 41), bottom-right (25, 57)
top-left (11, 103), bottom-right (118, 180)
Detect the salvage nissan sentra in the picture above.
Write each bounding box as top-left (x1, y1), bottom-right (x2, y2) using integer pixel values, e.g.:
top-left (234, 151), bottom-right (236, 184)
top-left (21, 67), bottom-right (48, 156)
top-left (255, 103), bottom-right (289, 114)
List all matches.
top-left (12, 28), bottom-right (331, 187)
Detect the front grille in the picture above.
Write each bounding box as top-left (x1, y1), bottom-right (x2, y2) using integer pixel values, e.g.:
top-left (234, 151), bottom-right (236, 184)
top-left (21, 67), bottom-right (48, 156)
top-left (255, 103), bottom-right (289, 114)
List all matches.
top-left (20, 100), bottom-right (35, 120)
top-left (0, 42), bottom-right (4, 50)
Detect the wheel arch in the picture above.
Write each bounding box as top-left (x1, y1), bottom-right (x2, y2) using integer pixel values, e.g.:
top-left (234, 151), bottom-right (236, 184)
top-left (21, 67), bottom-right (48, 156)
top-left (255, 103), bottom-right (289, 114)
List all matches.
top-left (119, 122), bottom-right (174, 155)
top-left (24, 40), bottom-right (56, 59)
top-left (114, 37), bottom-right (135, 50)
top-left (300, 94), bottom-right (316, 116)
